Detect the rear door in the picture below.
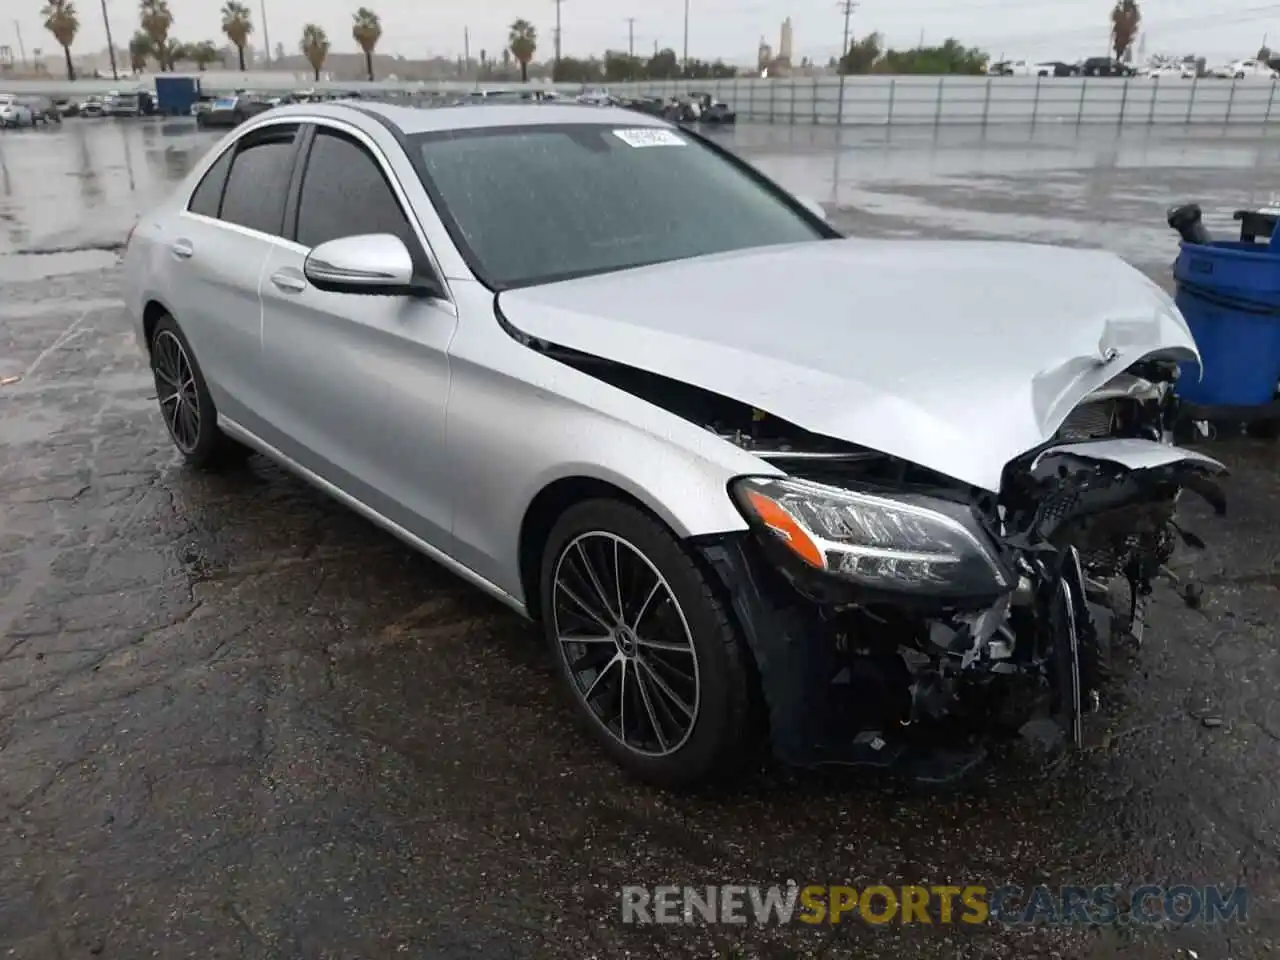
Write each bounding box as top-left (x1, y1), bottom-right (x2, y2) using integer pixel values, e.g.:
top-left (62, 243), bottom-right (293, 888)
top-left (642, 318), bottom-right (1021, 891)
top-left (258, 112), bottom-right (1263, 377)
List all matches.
top-left (167, 121), bottom-right (302, 431)
top-left (256, 121), bottom-right (459, 548)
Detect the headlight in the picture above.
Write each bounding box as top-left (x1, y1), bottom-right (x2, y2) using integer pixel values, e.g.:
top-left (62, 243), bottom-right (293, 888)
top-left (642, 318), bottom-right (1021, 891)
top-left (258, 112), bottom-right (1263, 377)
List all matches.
top-left (732, 476), bottom-right (1009, 596)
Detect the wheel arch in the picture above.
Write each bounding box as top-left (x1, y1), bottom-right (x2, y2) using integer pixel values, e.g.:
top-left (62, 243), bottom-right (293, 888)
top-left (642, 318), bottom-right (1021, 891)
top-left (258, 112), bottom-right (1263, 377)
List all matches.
top-left (141, 297), bottom-right (178, 351)
top-left (518, 473), bottom-right (703, 624)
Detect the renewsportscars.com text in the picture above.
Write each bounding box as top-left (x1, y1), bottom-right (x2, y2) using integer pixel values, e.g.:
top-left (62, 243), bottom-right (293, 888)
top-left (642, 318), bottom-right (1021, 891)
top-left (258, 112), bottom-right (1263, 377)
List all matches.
top-left (620, 883), bottom-right (1248, 926)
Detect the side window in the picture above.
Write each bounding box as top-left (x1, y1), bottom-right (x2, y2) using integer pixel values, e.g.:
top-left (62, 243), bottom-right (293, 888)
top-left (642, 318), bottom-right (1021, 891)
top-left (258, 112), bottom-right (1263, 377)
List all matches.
top-left (295, 129), bottom-right (415, 251)
top-left (219, 126), bottom-right (299, 237)
top-left (187, 147), bottom-right (234, 217)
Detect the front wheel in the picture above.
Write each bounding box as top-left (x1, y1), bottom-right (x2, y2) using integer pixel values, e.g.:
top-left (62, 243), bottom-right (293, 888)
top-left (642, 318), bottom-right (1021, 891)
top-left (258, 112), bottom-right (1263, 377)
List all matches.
top-left (540, 499), bottom-right (760, 787)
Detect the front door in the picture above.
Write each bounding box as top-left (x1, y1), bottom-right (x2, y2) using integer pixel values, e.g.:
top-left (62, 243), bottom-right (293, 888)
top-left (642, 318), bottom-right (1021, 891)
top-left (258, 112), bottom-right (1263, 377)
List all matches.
top-left (256, 124), bottom-right (458, 549)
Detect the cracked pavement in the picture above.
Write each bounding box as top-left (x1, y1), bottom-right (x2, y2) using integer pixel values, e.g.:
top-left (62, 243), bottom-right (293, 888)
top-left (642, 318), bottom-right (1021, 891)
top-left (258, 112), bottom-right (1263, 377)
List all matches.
top-left (1, 118), bottom-right (1279, 959)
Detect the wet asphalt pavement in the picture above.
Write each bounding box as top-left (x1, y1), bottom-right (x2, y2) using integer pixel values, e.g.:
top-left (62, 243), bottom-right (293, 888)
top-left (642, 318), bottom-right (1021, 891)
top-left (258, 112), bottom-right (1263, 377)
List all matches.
top-left (2, 117), bottom-right (1280, 959)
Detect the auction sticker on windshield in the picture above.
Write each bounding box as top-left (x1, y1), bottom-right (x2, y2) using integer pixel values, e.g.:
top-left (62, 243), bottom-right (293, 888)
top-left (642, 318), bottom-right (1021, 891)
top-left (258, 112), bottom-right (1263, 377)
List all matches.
top-left (612, 128), bottom-right (687, 148)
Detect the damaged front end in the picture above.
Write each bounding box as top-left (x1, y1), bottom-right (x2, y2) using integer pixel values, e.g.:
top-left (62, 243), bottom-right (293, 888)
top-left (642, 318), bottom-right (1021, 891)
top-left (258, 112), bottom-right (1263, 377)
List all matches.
top-left (694, 361), bottom-right (1227, 783)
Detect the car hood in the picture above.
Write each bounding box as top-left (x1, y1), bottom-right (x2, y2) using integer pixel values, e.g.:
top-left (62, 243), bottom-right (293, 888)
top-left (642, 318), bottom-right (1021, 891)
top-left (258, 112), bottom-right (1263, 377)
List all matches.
top-left (496, 238), bottom-right (1199, 493)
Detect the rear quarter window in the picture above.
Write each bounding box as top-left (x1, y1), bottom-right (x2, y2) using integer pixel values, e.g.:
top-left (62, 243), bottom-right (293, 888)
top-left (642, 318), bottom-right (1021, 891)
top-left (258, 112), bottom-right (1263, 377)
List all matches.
top-left (187, 147), bottom-right (234, 218)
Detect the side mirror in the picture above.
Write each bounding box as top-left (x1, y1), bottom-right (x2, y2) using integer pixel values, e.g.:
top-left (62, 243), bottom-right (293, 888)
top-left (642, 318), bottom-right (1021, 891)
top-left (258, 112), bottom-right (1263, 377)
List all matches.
top-left (796, 195), bottom-right (829, 223)
top-left (304, 233), bottom-right (436, 297)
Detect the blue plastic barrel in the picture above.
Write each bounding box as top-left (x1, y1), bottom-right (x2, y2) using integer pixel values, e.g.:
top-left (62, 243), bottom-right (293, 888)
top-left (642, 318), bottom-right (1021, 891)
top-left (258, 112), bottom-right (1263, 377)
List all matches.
top-left (1174, 239), bottom-right (1280, 407)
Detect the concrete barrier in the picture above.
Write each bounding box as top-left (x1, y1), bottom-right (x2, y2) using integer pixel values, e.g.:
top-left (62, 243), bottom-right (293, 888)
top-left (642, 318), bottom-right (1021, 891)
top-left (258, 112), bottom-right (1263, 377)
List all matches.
top-left (4, 72), bottom-right (1279, 126)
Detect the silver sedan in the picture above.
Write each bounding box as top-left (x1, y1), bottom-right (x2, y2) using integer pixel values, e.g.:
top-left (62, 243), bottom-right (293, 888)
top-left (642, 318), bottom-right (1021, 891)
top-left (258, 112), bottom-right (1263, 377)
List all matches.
top-left (123, 101), bottom-right (1224, 787)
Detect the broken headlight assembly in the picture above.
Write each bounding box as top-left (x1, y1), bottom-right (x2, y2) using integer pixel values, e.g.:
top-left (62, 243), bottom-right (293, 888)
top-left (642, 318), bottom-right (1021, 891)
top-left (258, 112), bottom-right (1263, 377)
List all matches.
top-left (731, 476), bottom-right (1011, 600)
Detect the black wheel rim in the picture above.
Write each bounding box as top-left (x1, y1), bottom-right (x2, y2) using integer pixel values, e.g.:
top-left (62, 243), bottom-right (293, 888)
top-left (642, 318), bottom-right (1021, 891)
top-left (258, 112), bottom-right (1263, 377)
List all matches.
top-left (551, 531), bottom-right (701, 758)
top-left (152, 329), bottom-right (201, 454)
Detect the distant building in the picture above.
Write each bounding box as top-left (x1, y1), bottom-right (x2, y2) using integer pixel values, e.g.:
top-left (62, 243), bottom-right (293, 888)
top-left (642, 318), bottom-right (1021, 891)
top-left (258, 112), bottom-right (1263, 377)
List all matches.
top-left (757, 37), bottom-right (773, 72)
top-left (779, 17), bottom-right (793, 65)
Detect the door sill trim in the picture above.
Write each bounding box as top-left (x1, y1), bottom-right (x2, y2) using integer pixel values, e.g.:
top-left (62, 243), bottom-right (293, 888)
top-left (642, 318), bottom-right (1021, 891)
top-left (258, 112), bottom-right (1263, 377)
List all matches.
top-left (218, 415), bottom-right (529, 619)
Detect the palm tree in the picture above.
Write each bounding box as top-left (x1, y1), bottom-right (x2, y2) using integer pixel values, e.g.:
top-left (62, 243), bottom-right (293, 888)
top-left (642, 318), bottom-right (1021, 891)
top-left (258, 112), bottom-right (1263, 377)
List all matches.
top-left (41, 0), bottom-right (79, 81)
top-left (128, 30), bottom-right (152, 72)
top-left (139, 0), bottom-right (174, 71)
top-left (156, 36), bottom-right (183, 71)
top-left (508, 19), bottom-right (536, 83)
top-left (352, 7), bottom-right (381, 81)
top-left (188, 40), bottom-right (221, 71)
top-left (220, 1), bottom-right (253, 71)
top-left (300, 23), bottom-right (330, 82)
top-left (1109, 0), bottom-right (1141, 62)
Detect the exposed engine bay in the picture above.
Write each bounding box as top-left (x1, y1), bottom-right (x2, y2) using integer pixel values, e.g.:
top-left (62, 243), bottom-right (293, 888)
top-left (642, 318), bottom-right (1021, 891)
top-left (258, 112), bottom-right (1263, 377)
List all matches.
top-left (533, 340), bottom-right (1227, 782)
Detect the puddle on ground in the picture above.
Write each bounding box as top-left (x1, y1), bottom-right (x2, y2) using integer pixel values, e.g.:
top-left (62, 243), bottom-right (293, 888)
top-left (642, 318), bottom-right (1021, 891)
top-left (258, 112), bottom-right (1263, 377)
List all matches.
top-left (0, 249), bottom-right (120, 282)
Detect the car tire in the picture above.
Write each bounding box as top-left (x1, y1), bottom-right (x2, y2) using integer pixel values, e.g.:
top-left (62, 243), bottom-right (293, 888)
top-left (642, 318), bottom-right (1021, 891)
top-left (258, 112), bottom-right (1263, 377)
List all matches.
top-left (149, 313), bottom-right (251, 470)
top-left (539, 498), bottom-right (760, 788)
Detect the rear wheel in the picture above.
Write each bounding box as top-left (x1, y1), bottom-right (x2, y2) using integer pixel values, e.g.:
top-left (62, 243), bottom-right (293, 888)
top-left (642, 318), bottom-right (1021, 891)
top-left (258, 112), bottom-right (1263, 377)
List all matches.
top-left (540, 499), bottom-right (759, 787)
top-left (149, 313), bottom-right (250, 470)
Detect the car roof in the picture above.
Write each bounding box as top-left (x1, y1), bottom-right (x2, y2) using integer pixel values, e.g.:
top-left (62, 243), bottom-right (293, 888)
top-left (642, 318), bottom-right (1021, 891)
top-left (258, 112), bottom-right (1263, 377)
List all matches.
top-left (259, 100), bottom-right (671, 135)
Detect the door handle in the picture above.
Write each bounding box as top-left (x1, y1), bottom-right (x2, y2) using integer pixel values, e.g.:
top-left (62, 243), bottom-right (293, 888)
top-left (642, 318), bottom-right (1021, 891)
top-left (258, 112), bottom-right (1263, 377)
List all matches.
top-left (171, 238), bottom-right (194, 260)
top-left (269, 270), bottom-right (307, 294)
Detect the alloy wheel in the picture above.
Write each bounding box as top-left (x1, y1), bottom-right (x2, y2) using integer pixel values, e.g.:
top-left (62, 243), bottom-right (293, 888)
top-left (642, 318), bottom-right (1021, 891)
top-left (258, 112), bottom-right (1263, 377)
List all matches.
top-left (152, 329), bottom-right (202, 454)
top-left (551, 531), bottom-right (701, 757)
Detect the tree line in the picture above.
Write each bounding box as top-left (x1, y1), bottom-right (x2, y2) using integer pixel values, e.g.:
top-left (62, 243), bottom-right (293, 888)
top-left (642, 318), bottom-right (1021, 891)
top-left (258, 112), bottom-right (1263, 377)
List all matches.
top-left (38, 0), bottom-right (1147, 83)
top-left (37, 0), bottom-right (384, 81)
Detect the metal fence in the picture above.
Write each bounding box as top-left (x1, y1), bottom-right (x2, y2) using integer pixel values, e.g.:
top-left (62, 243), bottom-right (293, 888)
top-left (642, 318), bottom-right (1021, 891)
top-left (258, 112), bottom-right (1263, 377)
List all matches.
top-left (627, 75), bottom-right (1280, 127)
top-left (6, 73), bottom-right (1280, 126)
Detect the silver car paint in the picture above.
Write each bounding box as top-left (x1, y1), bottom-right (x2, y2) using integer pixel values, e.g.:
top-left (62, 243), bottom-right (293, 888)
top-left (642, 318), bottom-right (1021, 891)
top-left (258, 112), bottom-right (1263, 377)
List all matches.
top-left (497, 238), bottom-right (1200, 493)
top-left (123, 102), bottom-right (1209, 614)
top-left (124, 105), bottom-right (784, 612)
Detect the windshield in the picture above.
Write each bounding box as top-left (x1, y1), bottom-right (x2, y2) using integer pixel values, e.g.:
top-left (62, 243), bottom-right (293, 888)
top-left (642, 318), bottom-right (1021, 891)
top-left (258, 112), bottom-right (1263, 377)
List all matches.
top-left (411, 123), bottom-right (829, 288)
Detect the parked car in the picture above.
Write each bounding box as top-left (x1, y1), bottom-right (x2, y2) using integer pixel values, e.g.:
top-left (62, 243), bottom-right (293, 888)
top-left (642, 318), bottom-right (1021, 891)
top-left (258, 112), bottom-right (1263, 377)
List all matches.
top-left (79, 96), bottom-right (108, 118)
top-left (1140, 63), bottom-right (1194, 79)
top-left (577, 86), bottom-right (614, 105)
top-left (108, 92), bottom-right (141, 117)
top-left (195, 94), bottom-right (274, 129)
top-left (0, 94), bottom-right (35, 128)
top-left (122, 101), bottom-right (1226, 787)
top-left (18, 96), bottom-right (63, 124)
top-left (687, 92), bottom-right (736, 123)
top-left (1080, 56), bottom-right (1135, 77)
top-left (54, 97), bottom-right (78, 117)
top-left (1211, 58), bottom-right (1279, 79)
top-left (1034, 61), bottom-right (1079, 77)
top-left (618, 95), bottom-right (667, 117)
top-left (992, 58), bottom-right (1034, 76)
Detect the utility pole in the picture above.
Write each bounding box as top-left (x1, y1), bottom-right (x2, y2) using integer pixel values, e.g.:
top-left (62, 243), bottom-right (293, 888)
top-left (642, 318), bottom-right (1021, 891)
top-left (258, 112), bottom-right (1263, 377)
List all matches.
top-left (464, 26), bottom-right (470, 68)
top-left (259, 0), bottom-right (272, 65)
top-left (98, 0), bottom-right (118, 79)
top-left (13, 20), bottom-right (26, 67)
top-left (836, 0), bottom-right (857, 128)
top-left (682, 0), bottom-right (689, 73)
top-left (552, 0), bottom-right (563, 72)
top-left (626, 17), bottom-right (635, 58)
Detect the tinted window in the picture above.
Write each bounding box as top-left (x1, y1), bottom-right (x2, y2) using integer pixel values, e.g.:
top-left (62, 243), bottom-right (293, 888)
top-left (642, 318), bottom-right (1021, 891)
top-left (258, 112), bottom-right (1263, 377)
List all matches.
top-left (219, 128), bottom-right (297, 236)
top-left (295, 130), bottom-right (414, 249)
top-left (413, 125), bottom-right (826, 288)
top-left (187, 147), bottom-right (233, 217)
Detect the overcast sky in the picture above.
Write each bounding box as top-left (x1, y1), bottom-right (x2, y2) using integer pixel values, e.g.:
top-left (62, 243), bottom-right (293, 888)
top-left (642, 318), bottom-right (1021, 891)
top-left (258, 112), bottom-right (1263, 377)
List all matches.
top-left (9, 0), bottom-right (1280, 67)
